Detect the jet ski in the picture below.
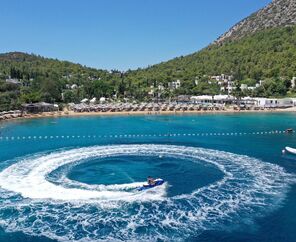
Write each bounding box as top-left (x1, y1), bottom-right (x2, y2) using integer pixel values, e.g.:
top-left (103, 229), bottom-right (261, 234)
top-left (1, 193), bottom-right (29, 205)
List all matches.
top-left (138, 178), bottom-right (165, 191)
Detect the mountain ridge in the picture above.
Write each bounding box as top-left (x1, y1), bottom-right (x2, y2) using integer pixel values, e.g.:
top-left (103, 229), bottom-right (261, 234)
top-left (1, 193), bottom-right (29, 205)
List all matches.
top-left (215, 0), bottom-right (296, 44)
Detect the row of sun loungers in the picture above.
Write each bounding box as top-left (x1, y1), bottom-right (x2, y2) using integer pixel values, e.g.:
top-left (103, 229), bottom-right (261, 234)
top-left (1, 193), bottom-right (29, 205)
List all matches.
top-left (70, 103), bottom-right (227, 113)
top-left (0, 103), bottom-right (284, 122)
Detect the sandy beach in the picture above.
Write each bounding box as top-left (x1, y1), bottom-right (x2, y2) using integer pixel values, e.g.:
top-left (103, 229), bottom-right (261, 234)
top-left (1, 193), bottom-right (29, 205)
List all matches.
top-left (65, 107), bottom-right (296, 117)
top-left (1, 106), bottom-right (296, 123)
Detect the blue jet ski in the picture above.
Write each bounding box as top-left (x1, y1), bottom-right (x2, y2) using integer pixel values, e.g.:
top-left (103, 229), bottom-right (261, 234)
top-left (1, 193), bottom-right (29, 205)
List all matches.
top-left (138, 178), bottom-right (165, 191)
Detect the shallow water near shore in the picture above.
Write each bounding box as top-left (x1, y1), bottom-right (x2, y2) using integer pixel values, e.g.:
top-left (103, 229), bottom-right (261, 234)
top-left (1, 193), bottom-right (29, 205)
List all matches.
top-left (0, 113), bottom-right (296, 241)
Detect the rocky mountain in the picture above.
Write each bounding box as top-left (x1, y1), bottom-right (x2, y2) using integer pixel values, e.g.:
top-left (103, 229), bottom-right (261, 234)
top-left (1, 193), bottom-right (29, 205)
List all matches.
top-left (215, 0), bottom-right (296, 44)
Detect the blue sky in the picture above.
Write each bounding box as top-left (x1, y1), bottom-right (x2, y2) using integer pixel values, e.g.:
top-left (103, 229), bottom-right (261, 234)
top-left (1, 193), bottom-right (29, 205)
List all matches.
top-left (0, 0), bottom-right (271, 70)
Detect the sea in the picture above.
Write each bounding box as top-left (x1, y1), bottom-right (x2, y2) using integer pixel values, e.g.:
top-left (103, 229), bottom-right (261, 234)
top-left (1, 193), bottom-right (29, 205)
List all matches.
top-left (0, 113), bottom-right (296, 242)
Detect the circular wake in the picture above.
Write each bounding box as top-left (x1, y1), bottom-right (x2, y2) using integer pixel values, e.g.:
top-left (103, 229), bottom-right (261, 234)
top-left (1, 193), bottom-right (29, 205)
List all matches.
top-left (0, 144), bottom-right (294, 241)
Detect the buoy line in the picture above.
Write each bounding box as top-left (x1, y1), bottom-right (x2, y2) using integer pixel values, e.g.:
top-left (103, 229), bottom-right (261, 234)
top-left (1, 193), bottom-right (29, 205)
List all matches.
top-left (0, 129), bottom-right (294, 142)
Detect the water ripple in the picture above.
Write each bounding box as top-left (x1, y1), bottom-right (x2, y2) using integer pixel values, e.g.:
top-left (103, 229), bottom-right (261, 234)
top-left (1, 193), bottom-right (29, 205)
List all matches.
top-left (0, 144), bottom-right (294, 241)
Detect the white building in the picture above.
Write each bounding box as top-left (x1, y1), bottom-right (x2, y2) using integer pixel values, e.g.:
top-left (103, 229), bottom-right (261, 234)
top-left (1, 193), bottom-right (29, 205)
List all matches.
top-left (291, 77), bottom-right (296, 89)
top-left (148, 85), bottom-right (154, 96)
top-left (277, 99), bottom-right (294, 108)
top-left (241, 97), bottom-right (257, 106)
top-left (190, 95), bottom-right (213, 104)
top-left (168, 80), bottom-right (181, 90)
top-left (158, 84), bottom-right (165, 91)
top-left (211, 74), bottom-right (233, 82)
top-left (214, 95), bottom-right (235, 104)
top-left (240, 84), bottom-right (248, 91)
top-left (254, 98), bottom-right (293, 108)
top-left (291, 98), bottom-right (296, 106)
top-left (191, 95), bottom-right (235, 104)
top-left (226, 82), bottom-right (236, 94)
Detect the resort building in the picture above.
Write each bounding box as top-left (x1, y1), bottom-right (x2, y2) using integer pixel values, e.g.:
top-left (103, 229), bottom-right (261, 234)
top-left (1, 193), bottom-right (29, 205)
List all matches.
top-left (254, 98), bottom-right (294, 108)
top-left (277, 99), bottom-right (294, 108)
top-left (158, 84), bottom-right (165, 92)
top-left (21, 102), bottom-right (59, 113)
top-left (211, 74), bottom-right (233, 82)
top-left (214, 95), bottom-right (235, 104)
top-left (191, 95), bottom-right (235, 105)
top-left (168, 80), bottom-right (181, 90)
top-left (148, 85), bottom-right (154, 96)
top-left (191, 95), bottom-right (213, 104)
top-left (177, 95), bottom-right (191, 103)
top-left (220, 81), bottom-right (236, 94)
top-left (291, 77), bottom-right (296, 89)
top-left (240, 84), bottom-right (248, 91)
top-left (240, 97), bottom-right (257, 106)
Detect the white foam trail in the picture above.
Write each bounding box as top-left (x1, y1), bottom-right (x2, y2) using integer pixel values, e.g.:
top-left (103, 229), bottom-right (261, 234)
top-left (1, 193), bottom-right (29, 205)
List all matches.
top-left (0, 146), bottom-right (167, 202)
top-left (0, 144), bottom-right (294, 242)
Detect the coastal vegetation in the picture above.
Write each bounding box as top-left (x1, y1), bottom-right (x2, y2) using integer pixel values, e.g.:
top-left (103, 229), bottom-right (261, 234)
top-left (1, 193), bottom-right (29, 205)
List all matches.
top-left (127, 26), bottom-right (296, 94)
top-left (0, 25), bottom-right (296, 111)
top-left (0, 53), bottom-right (121, 110)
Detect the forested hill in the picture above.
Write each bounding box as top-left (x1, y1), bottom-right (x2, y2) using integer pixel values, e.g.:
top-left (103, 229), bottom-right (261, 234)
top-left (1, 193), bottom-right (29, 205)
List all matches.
top-left (1, 25), bottom-right (296, 111)
top-left (127, 25), bottom-right (296, 84)
top-left (0, 52), bottom-right (109, 79)
top-left (0, 52), bottom-right (123, 111)
top-left (127, 0), bottom-right (296, 85)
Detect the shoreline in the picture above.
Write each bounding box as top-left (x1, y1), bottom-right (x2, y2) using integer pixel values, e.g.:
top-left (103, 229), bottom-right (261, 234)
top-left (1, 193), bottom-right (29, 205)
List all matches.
top-left (1, 107), bottom-right (296, 123)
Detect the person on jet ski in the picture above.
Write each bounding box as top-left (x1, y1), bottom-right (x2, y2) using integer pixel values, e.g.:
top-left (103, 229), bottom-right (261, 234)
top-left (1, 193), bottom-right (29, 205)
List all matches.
top-left (147, 176), bottom-right (156, 186)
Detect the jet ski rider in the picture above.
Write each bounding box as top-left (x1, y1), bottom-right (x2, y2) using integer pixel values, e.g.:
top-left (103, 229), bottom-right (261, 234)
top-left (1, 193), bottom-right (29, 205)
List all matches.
top-left (147, 176), bottom-right (156, 186)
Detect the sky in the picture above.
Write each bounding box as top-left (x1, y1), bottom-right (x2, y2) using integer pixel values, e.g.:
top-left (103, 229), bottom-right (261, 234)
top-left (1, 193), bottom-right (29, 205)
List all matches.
top-left (0, 0), bottom-right (271, 71)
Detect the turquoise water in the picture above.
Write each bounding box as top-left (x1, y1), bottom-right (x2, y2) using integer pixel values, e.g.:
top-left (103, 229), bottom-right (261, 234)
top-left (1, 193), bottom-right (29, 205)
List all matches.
top-left (0, 113), bottom-right (296, 241)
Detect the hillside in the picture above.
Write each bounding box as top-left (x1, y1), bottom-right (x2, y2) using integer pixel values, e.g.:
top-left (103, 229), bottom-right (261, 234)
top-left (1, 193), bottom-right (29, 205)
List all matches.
top-left (125, 0), bottom-right (296, 97)
top-left (127, 25), bottom-right (296, 90)
top-left (0, 52), bottom-right (109, 79)
top-left (216, 0), bottom-right (296, 44)
top-left (1, 0), bottom-right (296, 111)
top-left (0, 53), bottom-right (122, 111)
top-left (1, 25), bottom-right (296, 111)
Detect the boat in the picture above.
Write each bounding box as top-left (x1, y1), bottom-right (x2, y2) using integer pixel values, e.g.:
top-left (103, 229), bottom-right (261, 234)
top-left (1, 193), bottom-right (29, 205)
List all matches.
top-left (284, 146), bottom-right (296, 155)
top-left (137, 178), bottom-right (165, 191)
